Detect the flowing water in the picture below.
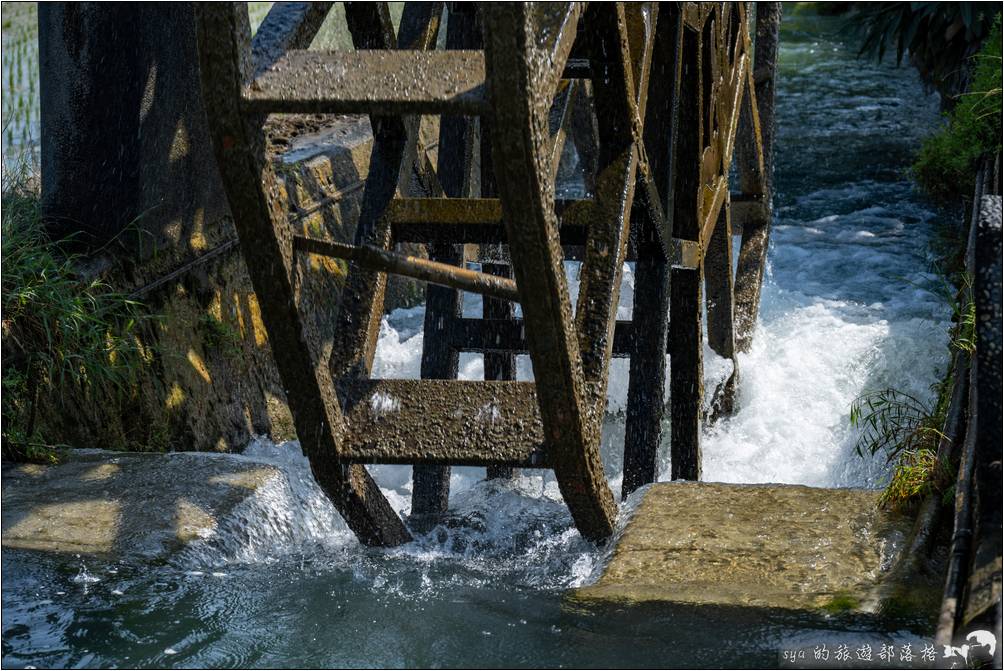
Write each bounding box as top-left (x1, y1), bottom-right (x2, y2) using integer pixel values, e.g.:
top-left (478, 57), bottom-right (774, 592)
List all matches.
top-left (2, 10), bottom-right (955, 669)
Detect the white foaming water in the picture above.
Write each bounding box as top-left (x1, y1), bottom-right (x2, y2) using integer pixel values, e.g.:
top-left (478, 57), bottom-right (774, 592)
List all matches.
top-left (185, 188), bottom-right (949, 571)
top-left (179, 440), bottom-right (355, 566)
top-left (177, 434), bottom-right (621, 591)
top-left (694, 184), bottom-right (952, 489)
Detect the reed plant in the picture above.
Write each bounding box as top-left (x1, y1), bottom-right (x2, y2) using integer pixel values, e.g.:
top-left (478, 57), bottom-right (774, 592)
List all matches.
top-left (1, 162), bottom-right (153, 462)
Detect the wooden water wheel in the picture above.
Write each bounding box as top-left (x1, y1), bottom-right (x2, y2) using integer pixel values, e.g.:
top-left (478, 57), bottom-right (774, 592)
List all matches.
top-left (195, 2), bottom-right (776, 547)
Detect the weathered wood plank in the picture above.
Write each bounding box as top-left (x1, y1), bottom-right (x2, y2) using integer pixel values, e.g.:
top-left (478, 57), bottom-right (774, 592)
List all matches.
top-left (244, 49), bottom-right (489, 115)
top-left (485, 4), bottom-right (617, 540)
top-left (336, 380), bottom-right (549, 467)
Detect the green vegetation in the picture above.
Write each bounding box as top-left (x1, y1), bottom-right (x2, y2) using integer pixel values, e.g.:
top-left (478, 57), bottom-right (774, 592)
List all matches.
top-left (848, 4), bottom-right (998, 509)
top-left (879, 448), bottom-right (954, 509)
top-left (1, 2), bottom-right (40, 153)
top-left (822, 591), bottom-right (861, 615)
top-left (1, 164), bottom-right (153, 463)
top-left (849, 3), bottom-right (998, 101)
top-left (913, 15), bottom-right (1003, 202)
top-left (850, 275), bottom-right (976, 509)
top-left (199, 313), bottom-right (242, 358)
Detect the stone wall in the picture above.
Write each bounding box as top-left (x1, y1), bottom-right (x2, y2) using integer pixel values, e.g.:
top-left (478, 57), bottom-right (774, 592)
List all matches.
top-left (35, 3), bottom-right (425, 453)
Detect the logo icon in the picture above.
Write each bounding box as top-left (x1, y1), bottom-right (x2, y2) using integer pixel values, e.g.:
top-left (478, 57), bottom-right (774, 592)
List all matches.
top-left (942, 630), bottom-right (998, 666)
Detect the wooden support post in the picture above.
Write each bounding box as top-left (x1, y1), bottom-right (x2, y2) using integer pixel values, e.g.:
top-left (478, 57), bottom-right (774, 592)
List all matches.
top-left (479, 56), bottom-right (518, 481)
top-left (733, 2), bottom-right (780, 353)
top-left (624, 246), bottom-right (671, 494)
top-left (669, 22), bottom-right (703, 482)
top-left (413, 3), bottom-right (478, 521)
top-left (411, 242), bottom-right (462, 522)
top-left (704, 202), bottom-right (737, 418)
top-left (622, 5), bottom-right (681, 498)
top-left (195, 4), bottom-right (412, 546)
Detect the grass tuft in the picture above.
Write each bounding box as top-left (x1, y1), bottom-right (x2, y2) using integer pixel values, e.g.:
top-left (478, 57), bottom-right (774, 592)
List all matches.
top-left (850, 272), bottom-right (975, 510)
top-left (878, 448), bottom-right (953, 509)
top-left (1, 161), bottom-right (153, 462)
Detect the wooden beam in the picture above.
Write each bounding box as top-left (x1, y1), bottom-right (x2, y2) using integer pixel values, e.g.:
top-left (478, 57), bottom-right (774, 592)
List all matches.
top-left (294, 236), bottom-right (521, 303)
top-left (337, 379), bottom-right (550, 467)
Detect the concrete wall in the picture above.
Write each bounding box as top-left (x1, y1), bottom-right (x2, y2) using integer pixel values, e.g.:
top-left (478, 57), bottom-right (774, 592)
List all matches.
top-left (34, 4), bottom-right (413, 453)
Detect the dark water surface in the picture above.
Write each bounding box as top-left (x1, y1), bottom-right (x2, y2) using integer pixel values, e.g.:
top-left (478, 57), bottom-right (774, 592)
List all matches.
top-left (2, 10), bottom-right (951, 669)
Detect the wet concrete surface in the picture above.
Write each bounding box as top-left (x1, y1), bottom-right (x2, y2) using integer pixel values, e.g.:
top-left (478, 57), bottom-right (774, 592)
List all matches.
top-left (1, 450), bottom-right (279, 559)
top-left (571, 481), bottom-right (934, 616)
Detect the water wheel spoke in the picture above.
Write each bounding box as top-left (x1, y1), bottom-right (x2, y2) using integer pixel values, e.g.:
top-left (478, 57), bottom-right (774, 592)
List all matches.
top-left (479, 61), bottom-right (519, 480)
top-left (413, 3), bottom-right (482, 521)
top-left (485, 3), bottom-right (616, 541)
top-left (196, 1), bottom-right (777, 547)
top-left (195, 3), bottom-right (411, 547)
top-left (575, 3), bottom-right (645, 404)
top-left (328, 2), bottom-right (442, 380)
top-left (533, 3), bottom-right (585, 99)
top-left (734, 3), bottom-right (779, 355)
top-left (704, 200), bottom-right (738, 419)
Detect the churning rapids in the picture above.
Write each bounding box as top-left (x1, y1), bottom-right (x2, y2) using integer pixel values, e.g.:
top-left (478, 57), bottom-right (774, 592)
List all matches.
top-left (2, 11), bottom-right (956, 669)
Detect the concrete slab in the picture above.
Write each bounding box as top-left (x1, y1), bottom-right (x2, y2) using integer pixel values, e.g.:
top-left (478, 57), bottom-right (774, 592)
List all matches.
top-left (571, 482), bottom-right (922, 614)
top-left (2, 450), bottom-right (279, 559)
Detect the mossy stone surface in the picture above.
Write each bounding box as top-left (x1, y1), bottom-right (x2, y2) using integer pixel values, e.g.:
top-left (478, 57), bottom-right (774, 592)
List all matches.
top-left (571, 482), bottom-right (931, 616)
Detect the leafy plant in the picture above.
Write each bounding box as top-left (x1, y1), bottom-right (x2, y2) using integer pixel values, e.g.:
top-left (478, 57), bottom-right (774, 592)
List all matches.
top-left (850, 386), bottom-right (954, 510)
top-left (878, 448), bottom-right (953, 508)
top-left (1, 162), bottom-right (153, 462)
top-left (848, 3), bottom-right (998, 102)
top-left (850, 388), bottom-right (945, 463)
top-left (912, 14), bottom-right (1002, 202)
top-left (850, 270), bottom-right (976, 509)
top-left (949, 274), bottom-right (977, 355)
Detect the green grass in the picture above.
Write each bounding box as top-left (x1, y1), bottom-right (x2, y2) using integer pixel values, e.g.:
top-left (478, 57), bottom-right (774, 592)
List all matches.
top-left (850, 273), bottom-right (976, 510)
top-left (878, 448), bottom-right (953, 509)
top-left (913, 14), bottom-right (1002, 202)
top-left (1, 2), bottom-right (40, 155)
top-left (1, 162), bottom-right (153, 462)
